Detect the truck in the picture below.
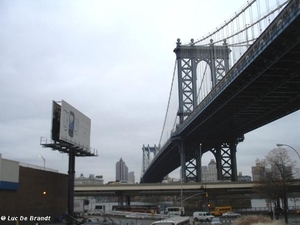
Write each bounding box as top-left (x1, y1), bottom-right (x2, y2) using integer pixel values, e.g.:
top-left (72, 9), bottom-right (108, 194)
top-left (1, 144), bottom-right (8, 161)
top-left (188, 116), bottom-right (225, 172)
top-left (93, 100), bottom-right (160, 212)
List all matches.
top-left (74, 198), bottom-right (96, 217)
top-left (74, 198), bottom-right (107, 216)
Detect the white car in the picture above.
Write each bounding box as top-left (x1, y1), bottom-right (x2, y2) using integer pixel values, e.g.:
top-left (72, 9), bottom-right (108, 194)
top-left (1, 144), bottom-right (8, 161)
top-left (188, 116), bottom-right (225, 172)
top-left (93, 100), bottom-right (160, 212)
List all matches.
top-left (211, 217), bottom-right (222, 225)
top-left (222, 212), bottom-right (241, 218)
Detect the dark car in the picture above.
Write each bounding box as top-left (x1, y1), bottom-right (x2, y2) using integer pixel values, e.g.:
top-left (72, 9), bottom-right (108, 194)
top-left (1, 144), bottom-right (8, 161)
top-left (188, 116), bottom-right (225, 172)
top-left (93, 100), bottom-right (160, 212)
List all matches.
top-left (268, 207), bottom-right (284, 219)
top-left (269, 207), bottom-right (284, 215)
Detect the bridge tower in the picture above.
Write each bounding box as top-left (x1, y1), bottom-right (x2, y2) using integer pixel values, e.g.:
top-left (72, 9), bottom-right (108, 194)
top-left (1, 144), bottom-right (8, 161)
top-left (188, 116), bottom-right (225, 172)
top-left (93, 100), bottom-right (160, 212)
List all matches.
top-left (174, 38), bottom-right (241, 182)
top-left (142, 145), bottom-right (158, 176)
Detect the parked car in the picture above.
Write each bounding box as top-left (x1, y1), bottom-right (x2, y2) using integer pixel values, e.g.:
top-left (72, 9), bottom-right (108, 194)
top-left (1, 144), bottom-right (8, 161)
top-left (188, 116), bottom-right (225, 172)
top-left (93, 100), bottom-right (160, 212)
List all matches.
top-left (211, 217), bottom-right (222, 225)
top-left (222, 212), bottom-right (241, 218)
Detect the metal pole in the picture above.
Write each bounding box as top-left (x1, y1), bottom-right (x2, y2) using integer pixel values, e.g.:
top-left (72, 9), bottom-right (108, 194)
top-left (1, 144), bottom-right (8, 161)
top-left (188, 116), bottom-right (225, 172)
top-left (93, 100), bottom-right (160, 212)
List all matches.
top-left (180, 169), bottom-right (183, 215)
top-left (276, 143), bottom-right (300, 160)
top-left (199, 143), bottom-right (202, 182)
top-left (39, 155), bottom-right (45, 170)
top-left (68, 149), bottom-right (75, 222)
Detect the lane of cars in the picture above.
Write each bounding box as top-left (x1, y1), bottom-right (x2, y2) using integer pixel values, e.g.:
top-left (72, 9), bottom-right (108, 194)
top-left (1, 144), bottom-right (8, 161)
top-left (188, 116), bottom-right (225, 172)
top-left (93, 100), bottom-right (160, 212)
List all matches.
top-left (193, 210), bottom-right (241, 225)
top-left (76, 209), bottom-right (241, 225)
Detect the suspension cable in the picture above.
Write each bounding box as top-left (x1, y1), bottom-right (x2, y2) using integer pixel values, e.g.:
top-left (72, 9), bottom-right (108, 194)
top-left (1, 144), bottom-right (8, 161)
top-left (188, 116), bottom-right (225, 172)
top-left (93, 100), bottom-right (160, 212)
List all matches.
top-left (191, 0), bottom-right (257, 45)
top-left (207, 1), bottom-right (287, 46)
top-left (198, 63), bottom-right (208, 103)
top-left (158, 60), bottom-right (177, 147)
top-left (191, 0), bottom-right (287, 47)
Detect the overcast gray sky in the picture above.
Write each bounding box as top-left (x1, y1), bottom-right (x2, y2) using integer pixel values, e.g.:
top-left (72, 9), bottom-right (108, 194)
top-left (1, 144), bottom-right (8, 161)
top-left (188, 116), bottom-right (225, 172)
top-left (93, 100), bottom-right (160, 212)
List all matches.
top-left (0, 0), bottom-right (299, 183)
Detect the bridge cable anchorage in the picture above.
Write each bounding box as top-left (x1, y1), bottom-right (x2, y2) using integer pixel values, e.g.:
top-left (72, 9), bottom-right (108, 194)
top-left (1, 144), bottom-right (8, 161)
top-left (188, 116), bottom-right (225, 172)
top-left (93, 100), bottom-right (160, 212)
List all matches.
top-left (158, 59), bottom-right (177, 147)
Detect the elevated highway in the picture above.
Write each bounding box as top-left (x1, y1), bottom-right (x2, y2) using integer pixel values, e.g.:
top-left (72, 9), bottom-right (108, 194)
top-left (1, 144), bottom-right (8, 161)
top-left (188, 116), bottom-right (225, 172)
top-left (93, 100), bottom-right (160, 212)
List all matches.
top-left (74, 181), bottom-right (300, 199)
top-left (74, 182), bottom-right (256, 197)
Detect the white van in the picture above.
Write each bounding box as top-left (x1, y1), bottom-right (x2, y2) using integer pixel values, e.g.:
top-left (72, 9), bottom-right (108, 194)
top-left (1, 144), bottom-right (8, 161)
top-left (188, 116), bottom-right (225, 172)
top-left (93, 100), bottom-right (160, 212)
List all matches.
top-left (193, 211), bottom-right (214, 222)
top-left (165, 207), bottom-right (185, 216)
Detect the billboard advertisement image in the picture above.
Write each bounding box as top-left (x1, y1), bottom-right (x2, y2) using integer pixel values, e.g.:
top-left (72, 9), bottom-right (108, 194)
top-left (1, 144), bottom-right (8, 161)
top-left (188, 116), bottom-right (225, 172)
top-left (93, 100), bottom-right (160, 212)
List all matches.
top-left (59, 100), bottom-right (91, 150)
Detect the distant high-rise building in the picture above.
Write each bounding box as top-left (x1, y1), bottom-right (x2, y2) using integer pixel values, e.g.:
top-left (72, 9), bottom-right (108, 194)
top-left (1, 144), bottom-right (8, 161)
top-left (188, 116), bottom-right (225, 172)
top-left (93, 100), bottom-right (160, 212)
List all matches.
top-left (252, 162), bottom-right (266, 181)
top-left (252, 161), bottom-right (293, 181)
top-left (128, 171), bottom-right (135, 184)
top-left (116, 158), bottom-right (128, 182)
top-left (202, 159), bottom-right (217, 182)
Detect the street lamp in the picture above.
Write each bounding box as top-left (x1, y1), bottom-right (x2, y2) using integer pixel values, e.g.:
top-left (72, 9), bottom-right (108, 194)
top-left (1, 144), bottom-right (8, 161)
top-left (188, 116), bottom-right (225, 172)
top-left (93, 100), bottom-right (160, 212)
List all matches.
top-left (39, 154), bottom-right (46, 170)
top-left (276, 143), bottom-right (300, 160)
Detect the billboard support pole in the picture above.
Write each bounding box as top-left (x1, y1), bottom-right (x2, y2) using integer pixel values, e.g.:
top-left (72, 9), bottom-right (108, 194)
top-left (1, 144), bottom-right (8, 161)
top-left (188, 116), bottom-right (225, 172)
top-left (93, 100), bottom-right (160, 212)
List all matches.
top-left (68, 149), bottom-right (75, 220)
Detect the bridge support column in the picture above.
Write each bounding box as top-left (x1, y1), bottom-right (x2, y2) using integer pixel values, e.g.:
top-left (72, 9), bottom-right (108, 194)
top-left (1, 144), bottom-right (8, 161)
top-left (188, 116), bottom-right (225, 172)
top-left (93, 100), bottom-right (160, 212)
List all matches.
top-left (212, 137), bottom-right (243, 181)
top-left (230, 141), bottom-right (238, 181)
top-left (195, 143), bottom-right (202, 182)
top-left (179, 141), bottom-right (186, 182)
top-left (215, 146), bottom-right (222, 180)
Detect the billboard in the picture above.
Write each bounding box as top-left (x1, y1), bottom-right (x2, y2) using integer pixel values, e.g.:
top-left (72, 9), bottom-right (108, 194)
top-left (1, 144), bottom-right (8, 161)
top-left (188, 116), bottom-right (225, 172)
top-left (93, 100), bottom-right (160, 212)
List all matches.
top-left (51, 101), bottom-right (61, 142)
top-left (59, 100), bottom-right (91, 150)
top-left (51, 100), bottom-right (91, 151)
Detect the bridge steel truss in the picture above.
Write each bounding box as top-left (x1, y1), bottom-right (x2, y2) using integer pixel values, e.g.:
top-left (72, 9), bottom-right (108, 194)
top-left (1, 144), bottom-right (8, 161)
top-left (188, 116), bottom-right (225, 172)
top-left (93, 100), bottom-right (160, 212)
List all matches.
top-left (173, 39), bottom-right (242, 182)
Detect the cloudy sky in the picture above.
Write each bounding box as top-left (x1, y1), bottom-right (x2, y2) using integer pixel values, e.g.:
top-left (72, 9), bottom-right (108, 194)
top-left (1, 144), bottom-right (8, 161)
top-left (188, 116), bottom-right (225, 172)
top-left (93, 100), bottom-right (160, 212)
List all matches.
top-left (0, 0), bottom-right (299, 183)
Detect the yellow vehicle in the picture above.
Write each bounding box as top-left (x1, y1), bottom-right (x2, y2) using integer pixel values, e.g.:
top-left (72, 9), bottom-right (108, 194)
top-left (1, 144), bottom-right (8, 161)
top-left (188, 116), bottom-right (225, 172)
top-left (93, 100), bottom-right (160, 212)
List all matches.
top-left (210, 206), bottom-right (232, 216)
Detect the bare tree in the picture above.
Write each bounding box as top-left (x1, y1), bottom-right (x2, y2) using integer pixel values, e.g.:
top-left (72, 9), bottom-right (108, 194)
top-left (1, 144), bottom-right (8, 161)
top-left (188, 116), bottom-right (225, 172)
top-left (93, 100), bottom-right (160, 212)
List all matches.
top-left (254, 147), bottom-right (299, 223)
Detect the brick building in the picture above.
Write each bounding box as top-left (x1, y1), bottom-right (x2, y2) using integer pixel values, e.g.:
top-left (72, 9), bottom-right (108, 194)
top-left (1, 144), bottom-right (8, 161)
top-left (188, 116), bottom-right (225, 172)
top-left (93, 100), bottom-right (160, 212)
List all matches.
top-left (0, 154), bottom-right (68, 224)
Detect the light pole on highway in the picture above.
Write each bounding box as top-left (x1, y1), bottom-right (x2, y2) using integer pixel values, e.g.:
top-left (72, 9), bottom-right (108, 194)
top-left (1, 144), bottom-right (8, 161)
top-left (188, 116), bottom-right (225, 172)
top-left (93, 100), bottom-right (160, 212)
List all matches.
top-left (39, 154), bottom-right (46, 170)
top-left (276, 143), bottom-right (300, 160)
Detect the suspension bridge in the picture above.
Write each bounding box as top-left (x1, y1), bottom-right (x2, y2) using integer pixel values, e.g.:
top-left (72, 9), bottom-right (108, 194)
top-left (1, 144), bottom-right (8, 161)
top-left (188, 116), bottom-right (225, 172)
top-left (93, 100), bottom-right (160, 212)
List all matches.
top-left (141, 0), bottom-right (300, 183)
